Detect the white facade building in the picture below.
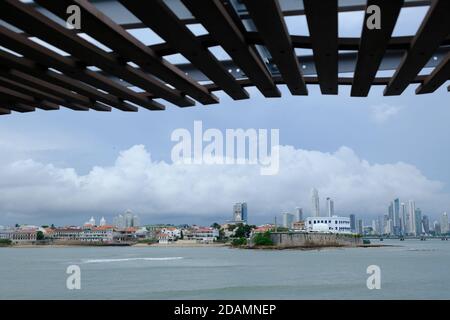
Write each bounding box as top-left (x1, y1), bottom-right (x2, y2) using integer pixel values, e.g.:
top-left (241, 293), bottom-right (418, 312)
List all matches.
top-left (305, 216), bottom-right (351, 234)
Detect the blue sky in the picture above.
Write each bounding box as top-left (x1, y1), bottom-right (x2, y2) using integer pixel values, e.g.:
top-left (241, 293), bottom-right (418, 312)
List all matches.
top-left (0, 4), bottom-right (449, 226)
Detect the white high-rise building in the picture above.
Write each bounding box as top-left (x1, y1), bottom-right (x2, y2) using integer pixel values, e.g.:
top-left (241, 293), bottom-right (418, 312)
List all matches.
top-left (233, 202), bottom-right (248, 223)
top-left (441, 212), bottom-right (449, 234)
top-left (400, 202), bottom-right (407, 234)
top-left (282, 212), bottom-right (294, 229)
top-left (408, 200), bottom-right (416, 235)
top-left (113, 210), bottom-right (140, 228)
top-left (294, 207), bottom-right (303, 222)
top-left (326, 197), bottom-right (334, 217)
top-left (311, 188), bottom-right (320, 217)
top-left (371, 220), bottom-right (378, 235)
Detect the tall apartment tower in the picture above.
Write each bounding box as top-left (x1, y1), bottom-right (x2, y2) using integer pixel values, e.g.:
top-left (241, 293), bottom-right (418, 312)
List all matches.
top-left (414, 208), bottom-right (422, 235)
top-left (326, 197), bottom-right (334, 217)
top-left (311, 188), bottom-right (320, 217)
top-left (233, 202), bottom-right (248, 223)
top-left (441, 212), bottom-right (449, 234)
top-left (349, 214), bottom-right (356, 233)
top-left (282, 212), bottom-right (294, 229)
top-left (294, 207), bottom-right (303, 222)
top-left (408, 200), bottom-right (416, 236)
top-left (400, 202), bottom-right (408, 235)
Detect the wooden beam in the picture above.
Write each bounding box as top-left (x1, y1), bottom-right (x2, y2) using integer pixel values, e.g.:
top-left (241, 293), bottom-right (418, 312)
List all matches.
top-left (303, 0), bottom-right (338, 94)
top-left (0, 107), bottom-right (11, 115)
top-left (242, 0), bottom-right (307, 95)
top-left (0, 50), bottom-right (137, 112)
top-left (149, 34), bottom-right (450, 57)
top-left (181, 0), bottom-right (281, 97)
top-left (351, 0), bottom-right (403, 96)
top-left (385, 0), bottom-right (450, 95)
top-left (0, 69), bottom-right (98, 110)
top-left (35, 0), bottom-right (217, 105)
top-left (0, 0), bottom-right (172, 109)
top-left (119, 0), bottom-right (249, 101)
top-left (0, 25), bottom-right (162, 111)
top-left (0, 77), bottom-right (65, 110)
top-left (0, 75), bottom-right (110, 112)
top-left (0, 86), bottom-right (52, 112)
top-left (416, 52), bottom-right (450, 93)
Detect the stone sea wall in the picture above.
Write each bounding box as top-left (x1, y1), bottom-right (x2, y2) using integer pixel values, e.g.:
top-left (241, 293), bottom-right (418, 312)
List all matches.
top-left (268, 232), bottom-right (362, 248)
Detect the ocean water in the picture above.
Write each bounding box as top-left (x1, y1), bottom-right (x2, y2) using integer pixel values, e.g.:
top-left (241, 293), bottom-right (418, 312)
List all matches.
top-left (0, 239), bottom-right (449, 299)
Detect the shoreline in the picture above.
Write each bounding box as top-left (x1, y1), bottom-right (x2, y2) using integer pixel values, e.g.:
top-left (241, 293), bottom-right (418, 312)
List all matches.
top-left (1, 243), bottom-right (393, 249)
top-left (235, 243), bottom-right (395, 250)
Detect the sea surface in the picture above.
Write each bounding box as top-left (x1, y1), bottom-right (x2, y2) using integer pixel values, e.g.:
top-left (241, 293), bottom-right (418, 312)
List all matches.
top-left (1, 239), bottom-right (449, 299)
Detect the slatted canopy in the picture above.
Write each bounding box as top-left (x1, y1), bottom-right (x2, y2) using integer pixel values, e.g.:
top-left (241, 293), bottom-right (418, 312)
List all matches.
top-left (0, 0), bottom-right (449, 116)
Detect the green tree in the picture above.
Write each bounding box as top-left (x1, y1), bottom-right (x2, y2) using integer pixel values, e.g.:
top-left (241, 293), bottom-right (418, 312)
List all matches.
top-left (252, 231), bottom-right (273, 246)
top-left (36, 231), bottom-right (45, 241)
top-left (0, 239), bottom-right (12, 246)
top-left (231, 237), bottom-right (247, 246)
top-left (234, 224), bottom-right (255, 238)
top-left (211, 222), bottom-right (221, 229)
top-left (219, 229), bottom-right (226, 240)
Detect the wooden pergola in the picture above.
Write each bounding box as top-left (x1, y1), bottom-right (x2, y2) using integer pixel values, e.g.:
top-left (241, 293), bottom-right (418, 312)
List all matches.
top-left (0, 0), bottom-right (449, 115)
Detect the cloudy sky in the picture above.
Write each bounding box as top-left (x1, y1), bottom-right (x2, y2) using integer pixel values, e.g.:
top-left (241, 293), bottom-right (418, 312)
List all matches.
top-left (0, 4), bottom-right (449, 226)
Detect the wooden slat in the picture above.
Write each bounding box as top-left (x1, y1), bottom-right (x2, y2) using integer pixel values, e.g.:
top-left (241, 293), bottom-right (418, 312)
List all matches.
top-left (0, 107), bottom-right (11, 115)
top-left (1, 70), bottom-right (110, 112)
top-left (0, 26), bottom-right (163, 111)
top-left (242, 0), bottom-right (307, 95)
top-left (203, 75), bottom-right (427, 92)
top-left (35, 0), bottom-right (217, 105)
top-left (303, 0), bottom-right (338, 94)
top-left (0, 75), bottom-right (110, 112)
top-left (416, 53), bottom-right (450, 93)
top-left (0, 0), bottom-right (171, 110)
top-left (0, 77), bottom-right (65, 110)
top-left (119, 0), bottom-right (249, 101)
top-left (351, 0), bottom-right (403, 96)
top-left (4, 104), bottom-right (35, 113)
top-left (148, 33), bottom-right (450, 57)
top-left (181, 0), bottom-right (281, 97)
top-left (0, 69), bottom-right (95, 110)
top-left (385, 0), bottom-right (450, 95)
top-left (0, 50), bottom-right (137, 112)
top-left (0, 86), bottom-right (53, 112)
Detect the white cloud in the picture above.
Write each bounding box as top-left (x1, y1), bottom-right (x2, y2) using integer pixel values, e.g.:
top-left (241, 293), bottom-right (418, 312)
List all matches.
top-left (370, 103), bottom-right (403, 124)
top-left (0, 144), bottom-right (447, 223)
